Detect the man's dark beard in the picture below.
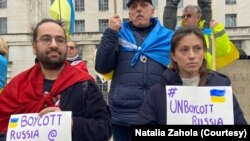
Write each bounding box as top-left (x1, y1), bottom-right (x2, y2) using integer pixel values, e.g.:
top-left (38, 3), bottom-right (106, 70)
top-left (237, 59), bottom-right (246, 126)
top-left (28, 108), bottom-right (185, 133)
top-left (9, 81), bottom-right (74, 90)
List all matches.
top-left (40, 59), bottom-right (65, 70)
top-left (37, 52), bottom-right (66, 70)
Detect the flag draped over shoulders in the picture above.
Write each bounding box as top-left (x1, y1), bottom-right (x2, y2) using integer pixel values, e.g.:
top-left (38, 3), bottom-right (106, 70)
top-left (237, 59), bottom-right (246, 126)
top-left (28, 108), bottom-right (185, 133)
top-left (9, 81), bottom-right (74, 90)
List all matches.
top-left (118, 18), bottom-right (174, 66)
top-left (0, 62), bottom-right (93, 134)
top-left (49, 0), bottom-right (75, 35)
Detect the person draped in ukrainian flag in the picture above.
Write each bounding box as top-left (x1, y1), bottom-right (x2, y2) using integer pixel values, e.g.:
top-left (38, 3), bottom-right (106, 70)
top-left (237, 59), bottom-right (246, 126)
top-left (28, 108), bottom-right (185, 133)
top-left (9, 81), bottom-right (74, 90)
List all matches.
top-left (180, 5), bottom-right (239, 70)
top-left (95, 0), bottom-right (174, 140)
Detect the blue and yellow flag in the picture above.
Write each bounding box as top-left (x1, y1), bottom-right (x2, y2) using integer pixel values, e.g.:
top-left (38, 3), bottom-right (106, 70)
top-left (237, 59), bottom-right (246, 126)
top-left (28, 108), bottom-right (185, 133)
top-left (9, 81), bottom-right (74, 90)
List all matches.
top-left (49, 0), bottom-right (75, 36)
top-left (8, 118), bottom-right (19, 128)
top-left (210, 89), bottom-right (226, 103)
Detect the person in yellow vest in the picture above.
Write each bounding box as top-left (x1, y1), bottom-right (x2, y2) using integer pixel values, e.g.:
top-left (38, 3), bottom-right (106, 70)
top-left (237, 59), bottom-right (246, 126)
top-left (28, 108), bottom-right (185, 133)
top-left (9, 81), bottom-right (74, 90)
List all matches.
top-left (181, 5), bottom-right (239, 70)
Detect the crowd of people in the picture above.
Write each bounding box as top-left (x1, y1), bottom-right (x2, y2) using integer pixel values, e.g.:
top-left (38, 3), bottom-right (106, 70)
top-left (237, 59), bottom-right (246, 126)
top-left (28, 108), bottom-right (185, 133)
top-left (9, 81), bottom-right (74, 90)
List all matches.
top-left (0, 0), bottom-right (247, 141)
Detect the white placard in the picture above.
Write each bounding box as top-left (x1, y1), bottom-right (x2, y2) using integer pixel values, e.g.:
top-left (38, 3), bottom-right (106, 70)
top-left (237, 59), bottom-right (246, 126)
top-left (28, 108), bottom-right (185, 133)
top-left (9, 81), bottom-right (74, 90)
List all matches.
top-left (6, 111), bottom-right (72, 141)
top-left (166, 86), bottom-right (234, 125)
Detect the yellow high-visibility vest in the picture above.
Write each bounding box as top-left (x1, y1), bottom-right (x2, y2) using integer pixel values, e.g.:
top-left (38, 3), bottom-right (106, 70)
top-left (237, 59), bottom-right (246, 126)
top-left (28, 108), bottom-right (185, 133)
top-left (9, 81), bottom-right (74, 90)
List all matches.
top-left (181, 20), bottom-right (239, 70)
top-left (204, 23), bottom-right (239, 70)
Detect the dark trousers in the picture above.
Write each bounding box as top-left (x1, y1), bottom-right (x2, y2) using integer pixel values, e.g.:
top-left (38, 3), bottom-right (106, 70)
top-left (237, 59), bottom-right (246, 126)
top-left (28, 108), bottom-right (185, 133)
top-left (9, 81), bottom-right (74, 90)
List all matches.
top-left (112, 124), bottom-right (131, 141)
top-left (163, 0), bottom-right (212, 30)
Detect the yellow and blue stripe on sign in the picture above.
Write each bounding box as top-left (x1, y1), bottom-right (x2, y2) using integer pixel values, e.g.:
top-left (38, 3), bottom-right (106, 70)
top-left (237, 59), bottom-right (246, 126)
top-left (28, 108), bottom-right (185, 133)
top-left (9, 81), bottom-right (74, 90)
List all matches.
top-left (210, 89), bottom-right (226, 103)
top-left (8, 118), bottom-right (19, 128)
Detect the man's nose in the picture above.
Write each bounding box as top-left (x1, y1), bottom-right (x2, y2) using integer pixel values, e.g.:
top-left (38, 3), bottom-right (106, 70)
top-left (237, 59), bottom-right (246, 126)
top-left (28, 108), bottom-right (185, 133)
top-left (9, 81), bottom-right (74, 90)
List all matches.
top-left (136, 4), bottom-right (142, 11)
top-left (49, 38), bottom-right (58, 47)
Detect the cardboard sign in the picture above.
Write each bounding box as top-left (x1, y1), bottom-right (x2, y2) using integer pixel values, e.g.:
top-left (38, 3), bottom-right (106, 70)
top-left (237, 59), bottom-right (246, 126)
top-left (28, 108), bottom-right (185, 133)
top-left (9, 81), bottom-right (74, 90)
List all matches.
top-left (166, 86), bottom-right (234, 125)
top-left (6, 111), bottom-right (72, 141)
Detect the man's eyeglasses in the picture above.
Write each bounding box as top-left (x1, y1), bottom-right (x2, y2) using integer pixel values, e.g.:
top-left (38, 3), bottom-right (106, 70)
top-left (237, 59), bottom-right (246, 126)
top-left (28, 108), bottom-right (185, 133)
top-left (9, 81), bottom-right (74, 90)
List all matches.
top-left (36, 35), bottom-right (66, 46)
top-left (181, 14), bottom-right (192, 19)
top-left (68, 46), bottom-right (76, 50)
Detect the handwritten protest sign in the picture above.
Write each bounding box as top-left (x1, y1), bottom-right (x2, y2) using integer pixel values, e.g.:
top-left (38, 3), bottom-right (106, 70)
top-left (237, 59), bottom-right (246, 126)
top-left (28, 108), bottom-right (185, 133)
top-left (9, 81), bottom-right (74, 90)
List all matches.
top-left (166, 86), bottom-right (233, 125)
top-left (6, 111), bottom-right (72, 141)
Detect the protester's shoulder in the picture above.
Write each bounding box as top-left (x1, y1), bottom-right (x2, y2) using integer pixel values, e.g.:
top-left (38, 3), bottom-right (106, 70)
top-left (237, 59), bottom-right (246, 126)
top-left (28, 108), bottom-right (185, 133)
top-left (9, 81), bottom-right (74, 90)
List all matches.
top-left (0, 55), bottom-right (7, 63)
top-left (161, 69), bottom-right (181, 85)
top-left (72, 80), bottom-right (99, 93)
top-left (84, 80), bottom-right (98, 89)
top-left (71, 60), bottom-right (84, 66)
top-left (208, 70), bottom-right (231, 85)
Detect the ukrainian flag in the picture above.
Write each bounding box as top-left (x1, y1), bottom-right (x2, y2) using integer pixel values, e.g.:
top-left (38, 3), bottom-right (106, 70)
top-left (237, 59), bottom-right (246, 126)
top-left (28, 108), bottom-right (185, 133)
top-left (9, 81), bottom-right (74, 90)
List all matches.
top-left (216, 42), bottom-right (239, 69)
top-left (8, 118), bottom-right (19, 128)
top-left (210, 89), bottom-right (226, 103)
top-left (49, 0), bottom-right (75, 36)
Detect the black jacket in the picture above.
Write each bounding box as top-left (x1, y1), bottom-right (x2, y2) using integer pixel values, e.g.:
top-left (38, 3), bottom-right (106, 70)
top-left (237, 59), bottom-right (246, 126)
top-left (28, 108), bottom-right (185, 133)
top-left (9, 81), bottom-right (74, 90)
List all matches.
top-left (95, 21), bottom-right (172, 126)
top-left (137, 69), bottom-right (247, 125)
top-left (61, 81), bottom-right (112, 141)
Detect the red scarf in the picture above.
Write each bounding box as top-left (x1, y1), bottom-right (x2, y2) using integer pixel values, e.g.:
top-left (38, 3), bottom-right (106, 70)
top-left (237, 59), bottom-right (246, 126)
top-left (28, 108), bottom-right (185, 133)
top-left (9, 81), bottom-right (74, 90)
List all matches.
top-left (0, 62), bottom-right (93, 134)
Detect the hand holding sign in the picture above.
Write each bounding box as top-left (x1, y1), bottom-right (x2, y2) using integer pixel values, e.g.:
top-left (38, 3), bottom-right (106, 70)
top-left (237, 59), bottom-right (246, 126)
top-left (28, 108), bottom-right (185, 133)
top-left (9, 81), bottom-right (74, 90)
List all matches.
top-left (6, 111), bottom-right (72, 141)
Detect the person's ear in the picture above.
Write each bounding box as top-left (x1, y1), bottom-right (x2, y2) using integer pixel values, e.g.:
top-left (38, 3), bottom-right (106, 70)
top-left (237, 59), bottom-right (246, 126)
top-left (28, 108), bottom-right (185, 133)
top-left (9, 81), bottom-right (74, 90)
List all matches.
top-left (151, 7), bottom-right (155, 15)
top-left (171, 52), bottom-right (177, 62)
top-left (32, 42), bottom-right (37, 55)
top-left (128, 12), bottom-right (131, 18)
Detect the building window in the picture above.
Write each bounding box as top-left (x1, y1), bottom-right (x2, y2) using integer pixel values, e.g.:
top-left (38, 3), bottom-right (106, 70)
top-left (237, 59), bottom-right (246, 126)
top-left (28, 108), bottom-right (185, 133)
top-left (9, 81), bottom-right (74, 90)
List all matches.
top-left (0, 17), bottom-right (7, 34)
top-left (232, 40), bottom-right (242, 49)
top-left (178, 0), bottom-right (183, 8)
top-left (225, 14), bottom-right (236, 27)
top-left (75, 0), bottom-right (84, 11)
top-left (99, 19), bottom-right (109, 32)
top-left (232, 40), bottom-right (247, 59)
top-left (75, 20), bottom-right (85, 33)
top-left (99, 0), bottom-right (108, 11)
top-left (76, 45), bottom-right (84, 58)
top-left (225, 0), bottom-right (236, 5)
top-left (152, 0), bottom-right (158, 9)
top-left (0, 0), bottom-right (7, 9)
top-left (123, 0), bottom-right (129, 10)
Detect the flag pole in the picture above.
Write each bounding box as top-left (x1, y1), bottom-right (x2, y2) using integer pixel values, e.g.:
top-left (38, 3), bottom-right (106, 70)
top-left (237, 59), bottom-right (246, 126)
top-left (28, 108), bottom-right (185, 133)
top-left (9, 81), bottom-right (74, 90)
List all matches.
top-left (211, 0), bottom-right (216, 70)
top-left (59, 0), bottom-right (62, 21)
top-left (114, 0), bottom-right (117, 14)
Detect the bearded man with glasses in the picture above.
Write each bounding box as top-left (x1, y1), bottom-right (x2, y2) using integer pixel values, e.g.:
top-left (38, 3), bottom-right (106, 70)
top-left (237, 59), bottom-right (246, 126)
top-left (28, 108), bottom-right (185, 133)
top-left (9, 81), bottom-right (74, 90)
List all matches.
top-left (0, 19), bottom-right (112, 141)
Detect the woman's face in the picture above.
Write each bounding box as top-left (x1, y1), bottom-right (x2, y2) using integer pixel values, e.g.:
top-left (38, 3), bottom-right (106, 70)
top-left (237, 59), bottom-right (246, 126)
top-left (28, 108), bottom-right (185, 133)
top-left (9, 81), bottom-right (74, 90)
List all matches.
top-left (171, 33), bottom-right (205, 78)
